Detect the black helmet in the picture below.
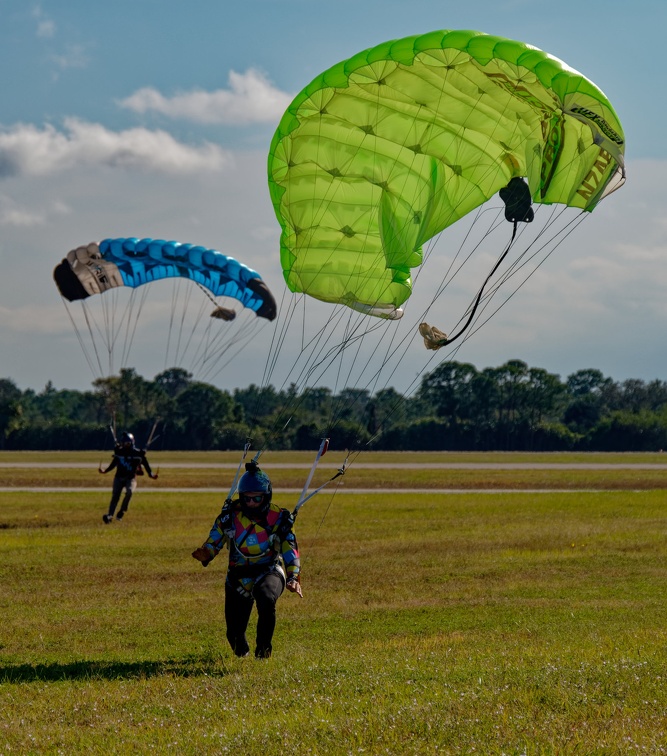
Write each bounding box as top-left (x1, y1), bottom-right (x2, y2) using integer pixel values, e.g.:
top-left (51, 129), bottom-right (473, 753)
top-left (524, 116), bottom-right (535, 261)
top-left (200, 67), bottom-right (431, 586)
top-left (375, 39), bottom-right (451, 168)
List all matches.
top-left (120, 432), bottom-right (135, 445)
top-left (237, 467), bottom-right (272, 516)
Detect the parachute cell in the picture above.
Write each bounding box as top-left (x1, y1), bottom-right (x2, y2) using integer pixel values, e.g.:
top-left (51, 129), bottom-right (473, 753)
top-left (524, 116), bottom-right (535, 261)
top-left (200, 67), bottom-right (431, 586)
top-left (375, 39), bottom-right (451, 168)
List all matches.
top-left (267, 29), bottom-right (625, 319)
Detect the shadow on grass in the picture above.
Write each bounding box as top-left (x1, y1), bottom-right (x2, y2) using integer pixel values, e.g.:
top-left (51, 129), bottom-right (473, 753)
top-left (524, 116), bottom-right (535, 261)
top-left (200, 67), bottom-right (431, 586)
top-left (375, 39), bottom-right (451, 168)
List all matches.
top-left (0, 656), bottom-right (233, 683)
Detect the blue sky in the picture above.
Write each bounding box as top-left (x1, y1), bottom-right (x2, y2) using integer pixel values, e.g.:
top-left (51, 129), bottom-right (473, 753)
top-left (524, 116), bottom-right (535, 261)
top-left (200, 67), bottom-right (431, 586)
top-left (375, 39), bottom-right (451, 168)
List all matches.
top-left (0, 0), bottom-right (665, 395)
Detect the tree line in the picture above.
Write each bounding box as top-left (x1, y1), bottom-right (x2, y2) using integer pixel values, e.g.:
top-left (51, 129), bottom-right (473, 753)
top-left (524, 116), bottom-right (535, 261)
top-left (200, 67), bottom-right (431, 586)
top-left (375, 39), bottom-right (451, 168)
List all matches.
top-left (1, 359), bottom-right (667, 452)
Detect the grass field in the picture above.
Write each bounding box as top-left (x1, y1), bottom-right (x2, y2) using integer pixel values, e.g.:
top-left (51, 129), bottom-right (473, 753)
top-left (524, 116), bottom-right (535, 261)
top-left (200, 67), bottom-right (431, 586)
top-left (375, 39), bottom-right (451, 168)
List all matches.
top-left (1, 454), bottom-right (667, 753)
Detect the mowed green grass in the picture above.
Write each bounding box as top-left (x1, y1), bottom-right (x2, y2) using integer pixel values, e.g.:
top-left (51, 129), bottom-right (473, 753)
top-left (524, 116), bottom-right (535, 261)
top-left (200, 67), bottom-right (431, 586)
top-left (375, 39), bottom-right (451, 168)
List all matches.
top-left (1, 465), bottom-right (667, 753)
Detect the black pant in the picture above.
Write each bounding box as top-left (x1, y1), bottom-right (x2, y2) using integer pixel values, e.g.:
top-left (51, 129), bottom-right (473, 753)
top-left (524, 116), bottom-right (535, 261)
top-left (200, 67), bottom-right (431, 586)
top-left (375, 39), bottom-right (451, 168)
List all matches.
top-left (224, 572), bottom-right (284, 657)
top-left (108, 477), bottom-right (136, 516)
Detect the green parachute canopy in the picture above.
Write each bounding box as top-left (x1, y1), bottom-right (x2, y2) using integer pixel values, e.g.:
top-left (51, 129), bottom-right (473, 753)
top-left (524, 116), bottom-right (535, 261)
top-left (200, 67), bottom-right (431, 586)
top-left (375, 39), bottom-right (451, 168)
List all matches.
top-left (268, 29), bottom-right (625, 320)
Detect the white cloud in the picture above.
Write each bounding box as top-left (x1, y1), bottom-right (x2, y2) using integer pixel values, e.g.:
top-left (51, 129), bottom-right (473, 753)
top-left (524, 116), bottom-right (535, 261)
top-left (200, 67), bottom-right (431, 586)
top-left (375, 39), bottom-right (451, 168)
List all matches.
top-left (52, 44), bottom-right (89, 71)
top-left (0, 119), bottom-right (230, 178)
top-left (32, 5), bottom-right (55, 38)
top-left (0, 196), bottom-right (45, 227)
top-left (0, 194), bottom-right (70, 227)
top-left (118, 69), bottom-right (293, 125)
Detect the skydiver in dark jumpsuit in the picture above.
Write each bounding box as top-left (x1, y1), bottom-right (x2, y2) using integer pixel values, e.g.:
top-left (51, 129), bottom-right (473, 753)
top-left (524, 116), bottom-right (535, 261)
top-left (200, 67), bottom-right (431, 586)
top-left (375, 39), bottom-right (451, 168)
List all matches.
top-left (99, 432), bottom-right (158, 523)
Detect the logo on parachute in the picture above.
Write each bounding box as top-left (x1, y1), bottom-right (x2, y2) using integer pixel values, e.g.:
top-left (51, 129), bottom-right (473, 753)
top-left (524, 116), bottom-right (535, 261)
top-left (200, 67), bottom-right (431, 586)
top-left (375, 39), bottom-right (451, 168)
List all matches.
top-left (485, 72), bottom-right (550, 114)
top-left (85, 258), bottom-right (111, 289)
top-left (575, 148), bottom-right (615, 204)
top-left (570, 107), bottom-right (624, 146)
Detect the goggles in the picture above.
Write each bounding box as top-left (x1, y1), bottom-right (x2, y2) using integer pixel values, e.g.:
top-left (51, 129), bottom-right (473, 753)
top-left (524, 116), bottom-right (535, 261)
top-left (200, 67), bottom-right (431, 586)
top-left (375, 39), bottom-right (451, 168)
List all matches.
top-left (242, 494), bottom-right (265, 504)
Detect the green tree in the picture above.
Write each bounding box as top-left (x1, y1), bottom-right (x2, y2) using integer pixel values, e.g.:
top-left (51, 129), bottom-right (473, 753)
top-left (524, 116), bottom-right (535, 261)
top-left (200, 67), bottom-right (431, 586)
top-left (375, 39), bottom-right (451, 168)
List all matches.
top-left (416, 361), bottom-right (479, 422)
top-left (234, 384), bottom-right (282, 425)
top-left (154, 368), bottom-right (193, 398)
top-left (173, 382), bottom-right (234, 449)
top-left (0, 379), bottom-right (23, 449)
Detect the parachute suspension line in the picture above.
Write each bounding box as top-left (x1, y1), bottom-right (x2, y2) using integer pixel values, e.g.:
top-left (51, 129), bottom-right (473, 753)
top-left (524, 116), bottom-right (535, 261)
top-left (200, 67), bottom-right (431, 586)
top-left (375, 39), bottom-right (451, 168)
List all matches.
top-left (185, 299), bottom-right (220, 376)
top-left (265, 299), bottom-right (359, 401)
top-left (240, 286), bottom-right (305, 451)
top-left (442, 208), bottom-right (529, 338)
top-left (240, 290), bottom-right (316, 457)
top-left (175, 286), bottom-right (211, 368)
top-left (295, 311), bottom-right (385, 396)
top-left (200, 315), bottom-right (268, 384)
top-left (433, 219), bottom-right (520, 348)
top-left (164, 278), bottom-right (197, 369)
top-left (107, 288), bottom-right (121, 369)
top-left (471, 204), bottom-right (560, 311)
top-left (183, 281), bottom-right (265, 380)
top-left (253, 297), bottom-right (388, 455)
top-left (173, 288), bottom-right (219, 375)
top-left (169, 280), bottom-right (207, 373)
top-left (171, 279), bottom-right (196, 366)
top-left (63, 300), bottom-right (105, 379)
top-left (432, 209), bottom-right (506, 312)
top-left (447, 204), bottom-right (573, 347)
top-left (83, 297), bottom-right (115, 376)
top-left (327, 307), bottom-right (403, 430)
top-left (460, 207), bottom-right (591, 346)
top-left (260, 286), bottom-right (298, 389)
top-left (119, 287), bottom-right (150, 372)
top-left (165, 279), bottom-right (181, 370)
top-left (325, 313), bottom-right (381, 430)
top-left (328, 309), bottom-right (367, 425)
top-left (259, 306), bottom-right (361, 449)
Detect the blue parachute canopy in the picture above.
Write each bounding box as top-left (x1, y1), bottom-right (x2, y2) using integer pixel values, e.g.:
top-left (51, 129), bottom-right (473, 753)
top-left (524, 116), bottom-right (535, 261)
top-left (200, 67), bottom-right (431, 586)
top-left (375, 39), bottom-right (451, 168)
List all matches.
top-left (54, 237), bottom-right (277, 321)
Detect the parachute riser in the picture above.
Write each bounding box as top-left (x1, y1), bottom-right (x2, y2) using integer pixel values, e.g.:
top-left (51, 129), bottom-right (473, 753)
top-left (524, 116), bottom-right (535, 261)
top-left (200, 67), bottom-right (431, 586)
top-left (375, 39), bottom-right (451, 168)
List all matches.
top-left (109, 415), bottom-right (117, 446)
top-left (292, 439), bottom-right (348, 519)
top-left (144, 417), bottom-right (160, 450)
top-left (225, 438), bottom-right (254, 505)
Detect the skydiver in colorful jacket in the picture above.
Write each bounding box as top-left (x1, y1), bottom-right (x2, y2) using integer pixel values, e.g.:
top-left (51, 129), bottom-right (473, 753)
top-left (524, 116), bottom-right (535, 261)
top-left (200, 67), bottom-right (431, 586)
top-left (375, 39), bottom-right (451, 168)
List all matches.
top-left (191, 464), bottom-right (302, 659)
top-left (99, 431), bottom-right (158, 523)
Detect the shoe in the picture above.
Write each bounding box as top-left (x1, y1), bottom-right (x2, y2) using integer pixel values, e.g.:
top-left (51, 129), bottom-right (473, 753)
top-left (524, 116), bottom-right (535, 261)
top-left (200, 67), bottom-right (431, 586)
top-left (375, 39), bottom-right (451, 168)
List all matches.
top-left (116, 511), bottom-right (124, 520)
top-left (255, 648), bottom-right (272, 659)
top-left (102, 514), bottom-right (112, 524)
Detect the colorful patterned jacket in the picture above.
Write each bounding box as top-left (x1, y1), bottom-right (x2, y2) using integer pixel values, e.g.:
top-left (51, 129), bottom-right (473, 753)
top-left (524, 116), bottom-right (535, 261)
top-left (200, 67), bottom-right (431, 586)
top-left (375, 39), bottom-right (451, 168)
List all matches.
top-left (200, 501), bottom-right (300, 596)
